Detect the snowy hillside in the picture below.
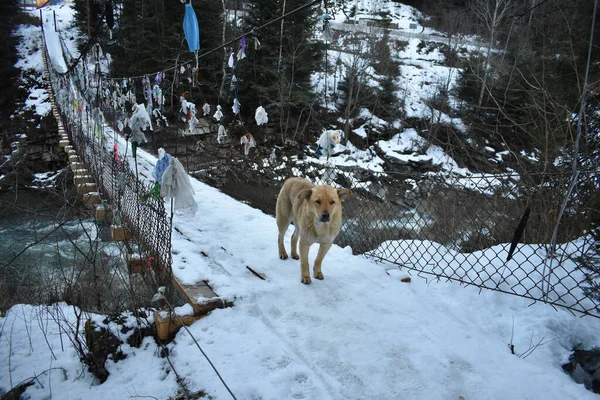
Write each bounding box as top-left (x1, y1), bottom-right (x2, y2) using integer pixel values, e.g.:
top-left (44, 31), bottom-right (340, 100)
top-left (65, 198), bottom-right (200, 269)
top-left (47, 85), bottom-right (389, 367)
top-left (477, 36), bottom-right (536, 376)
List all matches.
top-left (308, 0), bottom-right (502, 177)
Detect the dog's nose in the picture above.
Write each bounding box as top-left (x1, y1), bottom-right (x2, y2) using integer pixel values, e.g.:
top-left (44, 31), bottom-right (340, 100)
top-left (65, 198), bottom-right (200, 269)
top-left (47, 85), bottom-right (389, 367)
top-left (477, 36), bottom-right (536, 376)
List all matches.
top-left (320, 211), bottom-right (330, 222)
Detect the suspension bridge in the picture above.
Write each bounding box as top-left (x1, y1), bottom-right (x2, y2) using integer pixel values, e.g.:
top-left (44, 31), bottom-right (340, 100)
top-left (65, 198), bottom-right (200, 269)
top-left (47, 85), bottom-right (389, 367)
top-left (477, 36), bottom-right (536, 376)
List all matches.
top-left (40, 11), bottom-right (235, 338)
top-left (37, 0), bottom-right (600, 326)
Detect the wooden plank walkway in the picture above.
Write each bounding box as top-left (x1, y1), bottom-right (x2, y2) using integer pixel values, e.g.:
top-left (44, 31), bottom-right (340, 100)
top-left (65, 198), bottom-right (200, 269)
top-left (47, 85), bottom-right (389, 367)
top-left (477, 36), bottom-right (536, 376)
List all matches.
top-left (172, 278), bottom-right (234, 315)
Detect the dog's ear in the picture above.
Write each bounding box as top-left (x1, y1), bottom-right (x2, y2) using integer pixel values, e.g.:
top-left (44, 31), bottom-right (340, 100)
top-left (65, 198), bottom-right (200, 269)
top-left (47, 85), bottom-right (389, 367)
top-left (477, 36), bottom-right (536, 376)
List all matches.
top-left (337, 188), bottom-right (352, 201)
top-left (298, 189), bottom-right (312, 201)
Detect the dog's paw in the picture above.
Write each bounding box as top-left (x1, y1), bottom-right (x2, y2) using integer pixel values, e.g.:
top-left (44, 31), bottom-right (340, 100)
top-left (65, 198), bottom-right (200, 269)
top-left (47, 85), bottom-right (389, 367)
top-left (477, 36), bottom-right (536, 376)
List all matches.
top-left (291, 253), bottom-right (299, 260)
top-left (279, 252), bottom-right (288, 260)
top-left (301, 276), bottom-right (312, 284)
top-left (314, 271), bottom-right (324, 280)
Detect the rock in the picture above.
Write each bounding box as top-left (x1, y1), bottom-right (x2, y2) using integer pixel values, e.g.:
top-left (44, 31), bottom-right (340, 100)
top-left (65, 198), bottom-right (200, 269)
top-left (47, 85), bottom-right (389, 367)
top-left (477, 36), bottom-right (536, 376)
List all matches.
top-left (0, 380), bottom-right (34, 400)
top-left (126, 325), bottom-right (154, 348)
top-left (562, 347), bottom-right (600, 394)
top-left (84, 319), bottom-right (125, 383)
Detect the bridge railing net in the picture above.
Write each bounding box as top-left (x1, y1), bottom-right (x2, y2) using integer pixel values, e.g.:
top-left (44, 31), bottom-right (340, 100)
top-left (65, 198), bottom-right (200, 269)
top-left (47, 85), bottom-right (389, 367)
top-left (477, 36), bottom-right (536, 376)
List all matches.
top-left (42, 45), bottom-right (173, 283)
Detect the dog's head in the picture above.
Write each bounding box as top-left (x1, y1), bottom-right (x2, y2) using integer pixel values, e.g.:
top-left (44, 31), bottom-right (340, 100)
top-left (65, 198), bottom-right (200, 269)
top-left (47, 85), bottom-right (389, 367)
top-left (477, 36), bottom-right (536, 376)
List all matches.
top-left (299, 185), bottom-right (352, 223)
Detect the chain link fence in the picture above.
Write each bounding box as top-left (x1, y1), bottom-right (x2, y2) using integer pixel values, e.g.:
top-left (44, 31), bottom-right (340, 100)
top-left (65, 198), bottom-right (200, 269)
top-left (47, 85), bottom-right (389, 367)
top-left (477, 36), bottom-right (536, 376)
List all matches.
top-left (66, 121), bottom-right (173, 283)
top-left (188, 145), bottom-right (599, 318)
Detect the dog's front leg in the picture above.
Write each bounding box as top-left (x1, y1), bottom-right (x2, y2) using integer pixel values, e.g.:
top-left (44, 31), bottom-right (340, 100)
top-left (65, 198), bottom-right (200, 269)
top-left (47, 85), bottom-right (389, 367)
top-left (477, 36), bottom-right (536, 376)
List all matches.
top-left (299, 239), bottom-right (312, 284)
top-left (313, 243), bottom-right (332, 280)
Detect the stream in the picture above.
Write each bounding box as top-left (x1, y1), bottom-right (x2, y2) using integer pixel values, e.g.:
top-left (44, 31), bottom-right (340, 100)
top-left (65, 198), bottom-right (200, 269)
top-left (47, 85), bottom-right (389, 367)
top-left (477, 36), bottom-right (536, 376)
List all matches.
top-left (0, 189), bottom-right (124, 311)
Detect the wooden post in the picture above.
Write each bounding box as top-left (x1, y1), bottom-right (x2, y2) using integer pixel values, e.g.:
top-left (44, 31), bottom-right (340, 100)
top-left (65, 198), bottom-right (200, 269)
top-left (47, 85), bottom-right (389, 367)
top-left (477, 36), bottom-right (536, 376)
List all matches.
top-left (154, 311), bottom-right (201, 341)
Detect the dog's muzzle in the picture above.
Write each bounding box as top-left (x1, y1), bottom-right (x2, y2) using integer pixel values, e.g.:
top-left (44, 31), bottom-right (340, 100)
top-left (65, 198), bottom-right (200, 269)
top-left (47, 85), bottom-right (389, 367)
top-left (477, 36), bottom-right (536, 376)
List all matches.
top-left (320, 211), bottom-right (330, 222)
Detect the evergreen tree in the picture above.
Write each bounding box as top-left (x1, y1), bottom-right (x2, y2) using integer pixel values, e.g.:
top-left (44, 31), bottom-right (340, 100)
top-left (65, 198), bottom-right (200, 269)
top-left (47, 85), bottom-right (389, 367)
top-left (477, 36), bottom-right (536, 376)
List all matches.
top-left (337, 65), bottom-right (370, 118)
top-left (577, 244), bottom-right (600, 314)
top-left (108, 0), bottom-right (222, 110)
top-left (337, 49), bottom-right (373, 138)
top-left (376, 74), bottom-right (399, 122)
top-left (71, 0), bottom-right (107, 48)
top-left (0, 0), bottom-right (20, 126)
top-left (195, 0), bottom-right (224, 103)
top-left (0, 0), bottom-right (19, 76)
top-left (111, 0), bottom-right (186, 77)
top-left (237, 0), bottom-right (324, 141)
top-left (371, 32), bottom-right (399, 121)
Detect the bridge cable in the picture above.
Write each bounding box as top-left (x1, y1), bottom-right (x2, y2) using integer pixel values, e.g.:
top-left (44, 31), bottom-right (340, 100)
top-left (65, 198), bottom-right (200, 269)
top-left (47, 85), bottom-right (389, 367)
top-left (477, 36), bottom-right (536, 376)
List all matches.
top-left (107, 0), bottom-right (322, 81)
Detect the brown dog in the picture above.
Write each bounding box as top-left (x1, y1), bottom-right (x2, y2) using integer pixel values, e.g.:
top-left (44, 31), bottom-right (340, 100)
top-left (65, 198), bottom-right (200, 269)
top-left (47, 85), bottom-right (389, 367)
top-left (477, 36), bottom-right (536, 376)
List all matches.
top-left (276, 177), bottom-right (352, 284)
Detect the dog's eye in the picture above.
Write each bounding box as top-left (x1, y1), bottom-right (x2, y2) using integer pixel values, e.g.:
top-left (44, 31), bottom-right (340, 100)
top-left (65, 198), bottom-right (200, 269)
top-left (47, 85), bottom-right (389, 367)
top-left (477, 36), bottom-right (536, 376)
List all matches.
top-left (330, 200), bottom-right (335, 205)
top-left (315, 200), bottom-right (321, 205)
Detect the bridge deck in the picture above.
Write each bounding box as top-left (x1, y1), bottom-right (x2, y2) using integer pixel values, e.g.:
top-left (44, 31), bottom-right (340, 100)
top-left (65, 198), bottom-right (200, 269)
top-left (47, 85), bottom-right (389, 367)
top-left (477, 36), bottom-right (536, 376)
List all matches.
top-left (171, 278), bottom-right (233, 315)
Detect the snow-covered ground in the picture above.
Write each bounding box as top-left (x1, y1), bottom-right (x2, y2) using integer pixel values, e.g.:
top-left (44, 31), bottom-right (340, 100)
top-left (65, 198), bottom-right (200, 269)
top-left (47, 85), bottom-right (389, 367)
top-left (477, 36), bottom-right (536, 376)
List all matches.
top-left (3, 166), bottom-right (600, 399)
top-left (3, 3), bottom-right (600, 400)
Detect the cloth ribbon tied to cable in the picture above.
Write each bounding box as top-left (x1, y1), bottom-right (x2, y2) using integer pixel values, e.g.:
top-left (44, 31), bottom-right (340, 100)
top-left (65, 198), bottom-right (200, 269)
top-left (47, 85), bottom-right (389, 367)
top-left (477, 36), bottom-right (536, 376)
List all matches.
top-left (129, 103), bottom-right (152, 141)
top-left (240, 133), bottom-right (256, 156)
top-left (113, 142), bottom-right (122, 167)
top-left (153, 147), bottom-right (172, 185)
top-left (318, 13), bottom-right (333, 42)
top-left (180, 96), bottom-right (199, 135)
top-left (152, 85), bottom-right (163, 107)
top-left (92, 107), bottom-right (104, 139)
top-left (213, 104), bottom-right (223, 121)
top-left (316, 129), bottom-right (343, 157)
top-left (142, 148), bottom-right (171, 202)
top-left (141, 182), bottom-right (161, 202)
top-left (323, 20), bottom-right (332, 42)
top-left (237, 35), bottom-right (247, 60)
top-left (255, 106), bottom-right (268, 125)
top-left (183, 3), bottom-right (200, 53)
top-left (217, 124), bottom-right (227, 144)
top-left (160, 157), bottom-right (198, 215)
top-left (142, 75), bottom-right (153, 110)
top-left (129, 103), bottom-right (152, 158)
top-left (232, 98), bottom-right (241, 115)
top-left (202, 103), bottom-right (211, 116)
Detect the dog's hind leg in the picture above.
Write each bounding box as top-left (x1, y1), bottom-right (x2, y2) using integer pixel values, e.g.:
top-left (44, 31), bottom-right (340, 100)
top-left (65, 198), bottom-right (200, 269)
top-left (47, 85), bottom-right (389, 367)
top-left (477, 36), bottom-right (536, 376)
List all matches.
top-left (290, 226), bottom-right (300, 260)
top-left (277, 214), bottom-right (292, 259)
top-left (313, 243), bottom-right (332, 280)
